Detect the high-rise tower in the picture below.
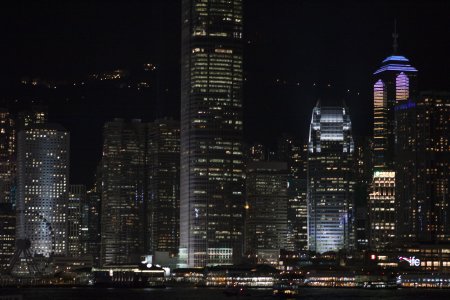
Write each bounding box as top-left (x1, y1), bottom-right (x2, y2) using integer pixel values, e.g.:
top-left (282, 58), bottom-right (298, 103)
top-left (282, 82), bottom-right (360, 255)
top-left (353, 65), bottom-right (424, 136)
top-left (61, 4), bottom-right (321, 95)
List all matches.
top-left (180, 0), bottom-right (244, 267)
top-left (372, 28), bottom-right (417, 169)
top-left (16, 124), bottom-right (70, 258)
top-left (307, 104), bottom-right (355, 253)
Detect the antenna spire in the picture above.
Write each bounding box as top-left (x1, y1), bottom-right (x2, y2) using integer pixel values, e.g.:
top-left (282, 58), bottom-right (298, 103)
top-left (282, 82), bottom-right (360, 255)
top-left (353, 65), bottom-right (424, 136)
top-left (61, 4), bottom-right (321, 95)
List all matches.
top-left (392, 19), bottom-right (399, 54)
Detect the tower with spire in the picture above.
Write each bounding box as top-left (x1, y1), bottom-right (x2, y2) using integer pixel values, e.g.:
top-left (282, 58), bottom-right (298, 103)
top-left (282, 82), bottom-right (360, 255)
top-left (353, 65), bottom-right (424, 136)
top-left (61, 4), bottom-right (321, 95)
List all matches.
top-left (372, 22), bottom-right (417, 170)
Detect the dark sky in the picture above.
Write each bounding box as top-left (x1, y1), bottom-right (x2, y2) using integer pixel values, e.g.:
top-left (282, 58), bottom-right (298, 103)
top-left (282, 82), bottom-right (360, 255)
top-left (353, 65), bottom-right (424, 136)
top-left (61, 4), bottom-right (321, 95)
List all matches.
top-left (2, 0), bottom-right (450, 185)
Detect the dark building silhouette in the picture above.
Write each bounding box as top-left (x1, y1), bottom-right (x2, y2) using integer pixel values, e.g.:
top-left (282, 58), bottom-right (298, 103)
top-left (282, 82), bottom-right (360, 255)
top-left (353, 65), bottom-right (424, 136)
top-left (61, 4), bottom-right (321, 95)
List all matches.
top-left (395, 92), bottom-right (450, 243)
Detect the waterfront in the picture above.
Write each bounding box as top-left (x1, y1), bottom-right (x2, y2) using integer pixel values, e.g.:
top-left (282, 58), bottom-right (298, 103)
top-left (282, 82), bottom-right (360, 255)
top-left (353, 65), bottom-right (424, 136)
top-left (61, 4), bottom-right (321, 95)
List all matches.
top-left (1, 287), bottom-right (450, 300)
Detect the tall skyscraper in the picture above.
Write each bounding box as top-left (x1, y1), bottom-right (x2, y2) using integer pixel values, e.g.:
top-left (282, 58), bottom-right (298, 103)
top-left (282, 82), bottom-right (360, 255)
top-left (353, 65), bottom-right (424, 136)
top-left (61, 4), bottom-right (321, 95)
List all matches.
top-left (395, 92), bottom-right (450, 243)
top-left (100, 119), bottom-right (147, 266)
top-left (245, 161), bottom-right (288, 264)
top-left (180, 0), bottom-right (244, 267)
top-left (0, 109), bottom-right (15, 206)
top-left (307, 104), bottom-right (355, 253)
top-left (372, 32), bottom-right (417, 169)
top-left (67, 185), bottom-right (86, 257)
top-left (148, 119), bottom-right (180, 256)
top-left (16, 124), bottom-right (70, 258)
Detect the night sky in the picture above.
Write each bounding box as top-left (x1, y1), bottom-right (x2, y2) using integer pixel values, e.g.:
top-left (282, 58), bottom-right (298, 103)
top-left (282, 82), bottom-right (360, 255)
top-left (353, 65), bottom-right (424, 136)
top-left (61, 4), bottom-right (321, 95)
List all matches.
top-left (2, 0), bottom-right (450, 185)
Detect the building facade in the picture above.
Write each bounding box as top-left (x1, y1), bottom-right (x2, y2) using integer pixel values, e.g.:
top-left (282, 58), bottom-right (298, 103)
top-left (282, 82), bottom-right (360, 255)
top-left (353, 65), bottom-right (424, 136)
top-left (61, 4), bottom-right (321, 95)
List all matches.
top-left (180, 0), bottom-right (245, 267)
top-left (307, 105), bottom-right (355, 253)
top-left (369, 171), bottom-right (396, 250)
top-left (67, 185), bottom-right (86, 257)
top-left (16, 124), bottom-right (70, 257)
top-left (395, 92), bottom-right (450, 243)
top-left (245, 161), bottom-right (288, 262)
top-left (148, 119), bottom-right (180, 256)
top-left (100, 119), bottom-right (147, 266)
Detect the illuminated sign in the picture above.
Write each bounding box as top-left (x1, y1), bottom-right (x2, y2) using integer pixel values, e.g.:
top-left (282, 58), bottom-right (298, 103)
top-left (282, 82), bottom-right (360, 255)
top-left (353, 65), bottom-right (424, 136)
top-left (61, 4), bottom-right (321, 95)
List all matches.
top-left (399, 256), bottom-right (420, 267)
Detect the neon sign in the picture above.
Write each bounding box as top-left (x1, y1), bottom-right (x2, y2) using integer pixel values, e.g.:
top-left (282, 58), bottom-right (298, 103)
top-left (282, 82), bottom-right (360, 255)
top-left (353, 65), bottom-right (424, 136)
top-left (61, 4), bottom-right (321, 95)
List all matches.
top-left (399, 256), bottom-right (420, 267)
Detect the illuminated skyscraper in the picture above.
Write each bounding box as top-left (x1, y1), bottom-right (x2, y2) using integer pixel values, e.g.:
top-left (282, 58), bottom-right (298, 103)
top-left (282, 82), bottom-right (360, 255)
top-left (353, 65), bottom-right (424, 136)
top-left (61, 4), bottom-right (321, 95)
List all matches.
top-left (16, 124), bottom-right (70, 257)
top-left (368, 171), bottom-right (396, 250)
top-left (395, 92), bottom-right (450, 243)
top-left (245, 161), bottom-right (288, 264)
top-left (180, 0), bottom-right (244, 267)
top-left (0, 109), bottom-right (15, 206)
top-left (148, 119), bottom-right (180, 256)
top-left (100, 119), bottom-right (146, 266)
top-left (307, 104), bottom-right (355, 253)
top-left (372, 30), bottom-right (417, 169)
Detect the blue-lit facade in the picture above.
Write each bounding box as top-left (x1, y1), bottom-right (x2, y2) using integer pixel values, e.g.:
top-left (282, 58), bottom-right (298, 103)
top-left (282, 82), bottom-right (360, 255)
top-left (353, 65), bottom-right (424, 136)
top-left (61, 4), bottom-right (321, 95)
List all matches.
top-left (372, 55), bottom-right (417, 170)
top-left (307, 105), bottom-right (355, 253)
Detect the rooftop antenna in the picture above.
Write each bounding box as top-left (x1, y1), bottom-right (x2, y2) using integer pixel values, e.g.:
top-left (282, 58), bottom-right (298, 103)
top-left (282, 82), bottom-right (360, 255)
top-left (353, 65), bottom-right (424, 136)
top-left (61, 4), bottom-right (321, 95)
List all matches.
top-left (392, 19), bottom-right (399, 54)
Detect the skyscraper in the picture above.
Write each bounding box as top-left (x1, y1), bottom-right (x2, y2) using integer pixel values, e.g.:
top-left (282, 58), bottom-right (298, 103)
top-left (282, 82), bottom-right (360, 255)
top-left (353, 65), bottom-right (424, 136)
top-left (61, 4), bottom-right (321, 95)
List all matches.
top-left (245, 161), bottom-right (288, 264)
top-left (100, 119), bottom-right (147, 266)
top-left (148, 119), bottom-right (180, 256)
top-left (16, 124), bottom-right (70, 258)
top-left (180, 0), bottom-right (244, 267)
top-left (307, 104), bottom-right (355, 253)
top-left (395, 92), bottom-right (450, 243)
top-left (372, 32), bottom-right (417, 169)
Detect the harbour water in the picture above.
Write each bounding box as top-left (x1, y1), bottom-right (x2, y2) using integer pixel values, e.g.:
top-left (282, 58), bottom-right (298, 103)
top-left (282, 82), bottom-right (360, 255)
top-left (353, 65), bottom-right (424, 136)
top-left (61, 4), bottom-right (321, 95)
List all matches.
top-left (1, 287), bottom-right (450, 300)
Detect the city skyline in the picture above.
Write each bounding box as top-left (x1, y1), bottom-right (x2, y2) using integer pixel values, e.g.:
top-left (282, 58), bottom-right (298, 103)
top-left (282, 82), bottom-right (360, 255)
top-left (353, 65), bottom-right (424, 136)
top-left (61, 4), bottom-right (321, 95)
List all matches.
top-left (0, 0), bottom-right (449, 294)
top-left (2, 1), bottom-right (450, 186)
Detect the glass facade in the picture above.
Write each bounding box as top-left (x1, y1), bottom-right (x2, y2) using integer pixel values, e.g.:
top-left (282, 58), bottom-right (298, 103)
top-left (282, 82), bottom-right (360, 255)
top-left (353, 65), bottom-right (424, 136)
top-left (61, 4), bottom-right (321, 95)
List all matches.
top-left (180, 0), bottom-right (244, 267)
top-left (307, 106), bottom-right (355, 253)
top-left (16, 124), bottom-right (70, 257)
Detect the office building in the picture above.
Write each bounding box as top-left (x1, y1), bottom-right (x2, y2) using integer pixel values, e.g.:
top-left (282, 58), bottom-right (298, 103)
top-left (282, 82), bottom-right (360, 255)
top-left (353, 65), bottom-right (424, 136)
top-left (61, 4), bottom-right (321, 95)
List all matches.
top-left (81, 185), bottom-right (101, 266)
top-left (67, 185), bottom-right (86, 257)
top-left (372, 32), bottom-right (417, 169)
top-left (245, 161), bottom-right (288, 264)
top-left (369, 171), bottom-right (396, 250)
top-left (307, 104), bottom-right (355, 253)
top-left (16, 124), bottom-right (70, 257)
top-left (148, 119), bottom-right (180, 256)
top-left (100, 119), bottom-right (147, 266)
top-left (180, 0), bottom-right (245, 267)
top-left (395, 92), bottom-right (450, 243)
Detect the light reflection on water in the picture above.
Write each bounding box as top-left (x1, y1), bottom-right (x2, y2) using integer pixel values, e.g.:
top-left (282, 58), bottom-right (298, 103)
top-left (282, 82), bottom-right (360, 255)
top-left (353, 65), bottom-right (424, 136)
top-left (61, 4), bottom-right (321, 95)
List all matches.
top-left (1, 287), bottom-right (450, 300)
